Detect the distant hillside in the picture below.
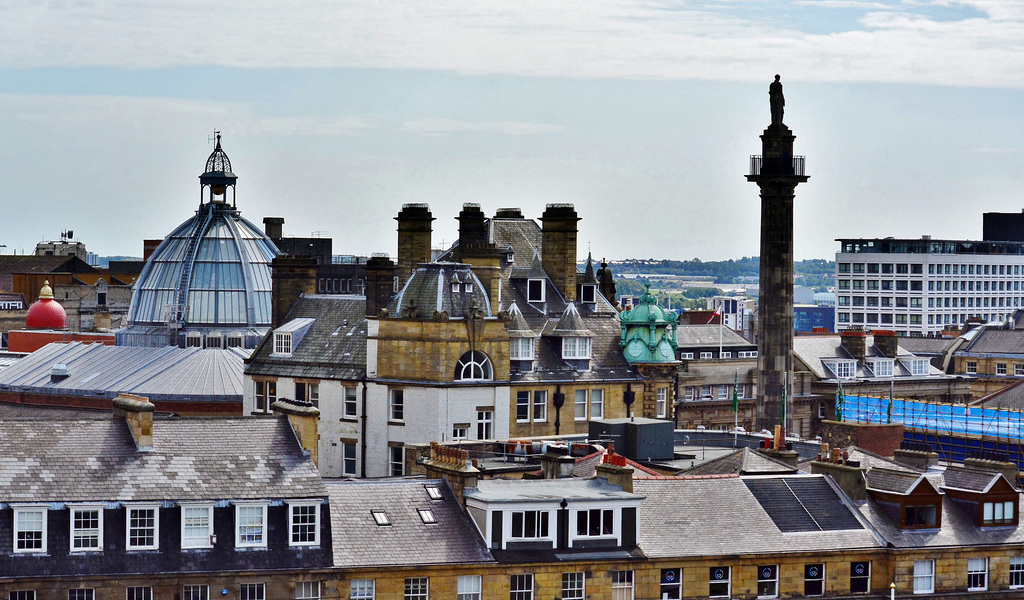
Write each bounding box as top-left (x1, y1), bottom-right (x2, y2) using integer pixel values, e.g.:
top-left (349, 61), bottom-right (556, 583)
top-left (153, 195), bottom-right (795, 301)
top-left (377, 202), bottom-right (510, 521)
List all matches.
top-left (98, 255), bottom-right (143, 267)
top-left (606, 257), bottom-right (835, 297)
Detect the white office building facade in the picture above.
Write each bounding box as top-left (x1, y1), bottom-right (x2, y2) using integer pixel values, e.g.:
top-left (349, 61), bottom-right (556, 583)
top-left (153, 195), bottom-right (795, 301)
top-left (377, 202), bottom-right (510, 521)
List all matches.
top-left (835, 238), bottom-right (1024, 336)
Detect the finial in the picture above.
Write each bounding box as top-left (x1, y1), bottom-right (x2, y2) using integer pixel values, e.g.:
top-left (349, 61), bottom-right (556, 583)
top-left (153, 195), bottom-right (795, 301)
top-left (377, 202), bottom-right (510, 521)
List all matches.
top-left (39, 280), bottom-right (53, 300)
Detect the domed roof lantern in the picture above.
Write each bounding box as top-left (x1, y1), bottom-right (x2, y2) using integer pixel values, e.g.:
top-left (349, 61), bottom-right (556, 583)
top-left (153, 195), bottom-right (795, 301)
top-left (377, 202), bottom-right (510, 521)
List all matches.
top-left (199, 132), bottom-right (238, 207)
top-left (26, 280), bottom-right (67, 330)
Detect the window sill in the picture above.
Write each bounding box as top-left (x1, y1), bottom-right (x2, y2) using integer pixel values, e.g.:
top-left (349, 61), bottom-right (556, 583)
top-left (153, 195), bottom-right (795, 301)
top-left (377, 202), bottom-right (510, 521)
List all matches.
top-left (388, 420), bottom-right (405, 426)
top-left (340, 417), bottom-right (359, 423)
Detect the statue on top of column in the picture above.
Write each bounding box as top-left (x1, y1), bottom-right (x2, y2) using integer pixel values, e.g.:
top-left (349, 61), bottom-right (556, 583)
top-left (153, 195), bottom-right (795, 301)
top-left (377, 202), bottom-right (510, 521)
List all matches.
top-left (769, 74), bottom-right (785, 126)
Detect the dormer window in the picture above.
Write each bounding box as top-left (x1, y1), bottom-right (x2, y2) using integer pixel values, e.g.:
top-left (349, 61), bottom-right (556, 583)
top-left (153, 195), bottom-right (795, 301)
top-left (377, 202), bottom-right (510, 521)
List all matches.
top-left (901, 358), bottom-right (928, 376)
top-left (983, 501), bottom-right (1015, 524)
top-left (905, 504), bottom-right (938, 528)
top-left (528, 279), bottom-right (545, 303)
top-left (869, 359), bottom-right (893, 377)
top-left (562, 337), bottom-right (592, 360)
top-left (580, 284), bottom-right (597, 303)
top-left (511, 510), bottom-right (550, 539)
top-left (274, 332), bottom-right (292, 356)
top-left (825, 360), bottom-right (856, 379)
top-left (511, 338), bottom-right (535, 360)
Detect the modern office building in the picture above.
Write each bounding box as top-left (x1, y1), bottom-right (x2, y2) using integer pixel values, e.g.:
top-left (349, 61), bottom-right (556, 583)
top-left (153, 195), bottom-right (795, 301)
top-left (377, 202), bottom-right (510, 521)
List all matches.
top-left (835, 236), bottom-right (1024, 336)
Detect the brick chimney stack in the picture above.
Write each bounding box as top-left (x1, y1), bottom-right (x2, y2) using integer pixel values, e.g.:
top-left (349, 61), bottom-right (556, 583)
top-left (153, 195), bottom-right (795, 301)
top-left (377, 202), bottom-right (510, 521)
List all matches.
top-left (872, 329), bottom-right (898, 359)
top-left (540, 204), bottom-right (580, 302)
top-left (271, 256), bottom-right (317, 328)
top-left (113, 394), bottom-right (154, 451)
top-left (422, 442), bottom-right (480, 505)
top-left (364, 254), bottom-right (397, 317)
top-left (595, 450), bottom-right (634, 493)
top-left (840, 328), bottom-right (867, 364)
top-left (396, 204), bottom-right (434, 289)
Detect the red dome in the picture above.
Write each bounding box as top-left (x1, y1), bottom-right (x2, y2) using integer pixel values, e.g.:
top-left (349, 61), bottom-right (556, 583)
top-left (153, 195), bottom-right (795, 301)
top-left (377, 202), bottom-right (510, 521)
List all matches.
top-left (26, 282), bottom-right (67, 330)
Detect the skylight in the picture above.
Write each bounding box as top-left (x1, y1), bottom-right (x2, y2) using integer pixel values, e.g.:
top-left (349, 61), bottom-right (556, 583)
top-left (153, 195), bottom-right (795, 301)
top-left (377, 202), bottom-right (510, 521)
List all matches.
top-left (425, 485), bottom-right (442, 500)
top-left (371, 510), bottom-right (391, 526)
top-left (418, 509), bottom-right (437, 524)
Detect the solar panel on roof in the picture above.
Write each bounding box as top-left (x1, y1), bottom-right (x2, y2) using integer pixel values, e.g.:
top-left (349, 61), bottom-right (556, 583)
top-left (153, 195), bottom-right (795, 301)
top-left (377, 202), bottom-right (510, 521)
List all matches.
top-left (744, 478), bottom-right (864, 533)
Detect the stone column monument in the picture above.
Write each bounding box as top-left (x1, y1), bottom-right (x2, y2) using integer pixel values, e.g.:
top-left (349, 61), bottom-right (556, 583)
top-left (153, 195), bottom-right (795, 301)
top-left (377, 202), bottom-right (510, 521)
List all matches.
top-left (745, 75), bottom-right (809, 431)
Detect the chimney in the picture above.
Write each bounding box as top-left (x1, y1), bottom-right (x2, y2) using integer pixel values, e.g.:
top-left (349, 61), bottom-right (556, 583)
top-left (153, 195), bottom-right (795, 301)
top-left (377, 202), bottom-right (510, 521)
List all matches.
top-left (395, 204), bottom-right (434, 289)
top-left (810, 460), bottom-right (867, 500)
top-left (143, 239), bottom-right (163, 261)
top-left (271, 255), bottom-right (317, 329)
top-left (263, 217), bottom-right (285, 239)
top-left (893, 448), bottom-right (939, 470)
top-left (422, 442), bottom-right (480, 505)
top-left (840, 328), bottom-right (867, 364)
top-left (455, 205), bottom-right (502, 314)
top-left (494, 207), bottom-right (524, 219)
top-left (872, 330), bottom-right (898, 359)
top-left (964, 457), bottom-right (1019, 488)
top-left (595, 452), bottom-right (633, 493)
top-left (539, 448), bottom-right (575, 479)
top-left (272, 398), bottom-right (321, 466)
top-left (113, 394), bottom-right (154, 451)
top-left (457, 203), bottom-right (489, 250)
top-left (540, 204), bottom-right (581, 302)
top-left (364, 254), bottom-right (397, 317)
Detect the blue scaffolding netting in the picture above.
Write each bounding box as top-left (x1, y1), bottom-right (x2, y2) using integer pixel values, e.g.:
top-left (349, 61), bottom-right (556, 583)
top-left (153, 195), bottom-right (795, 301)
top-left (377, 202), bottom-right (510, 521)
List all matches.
top-left (840, 395), bottom-right (1024, 441)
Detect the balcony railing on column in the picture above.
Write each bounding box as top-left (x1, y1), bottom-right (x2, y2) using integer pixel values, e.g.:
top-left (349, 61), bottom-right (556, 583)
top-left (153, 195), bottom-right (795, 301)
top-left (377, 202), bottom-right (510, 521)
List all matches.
top-left (749, 155), bottom-right (805, 176)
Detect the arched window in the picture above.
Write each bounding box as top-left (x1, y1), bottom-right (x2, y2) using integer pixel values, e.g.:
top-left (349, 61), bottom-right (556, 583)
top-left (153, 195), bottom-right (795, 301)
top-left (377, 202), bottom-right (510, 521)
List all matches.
top-left (455, 351), bottom-right (493, 381)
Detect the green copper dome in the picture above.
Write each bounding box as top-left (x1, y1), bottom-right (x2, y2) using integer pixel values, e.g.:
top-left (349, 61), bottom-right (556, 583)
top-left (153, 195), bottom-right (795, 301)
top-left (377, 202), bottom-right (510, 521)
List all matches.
top-left (619, 285), bottom-right (678, 363)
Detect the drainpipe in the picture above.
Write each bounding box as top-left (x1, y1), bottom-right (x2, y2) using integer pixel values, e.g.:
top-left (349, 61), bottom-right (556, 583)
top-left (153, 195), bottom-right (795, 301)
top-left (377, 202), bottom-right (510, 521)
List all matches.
top-left (360, 376), bottom-right (368, 478)
top-left (553, 385), bottom-right (565, 436)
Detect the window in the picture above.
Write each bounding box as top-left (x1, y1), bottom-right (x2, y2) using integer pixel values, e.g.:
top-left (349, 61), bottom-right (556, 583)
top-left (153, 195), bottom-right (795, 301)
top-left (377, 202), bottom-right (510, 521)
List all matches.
top-left (700, 351), bottom-right (713, 359)
top-left (905, 504), bottom-right (938, 527)
top-left (1016, 364), bottom-right (1024, 376)
top-left (183, 586), bottom-right (209, 600)
top-left (342, 442), bottom-right (357, 476)
top-left (562, 573), bottom-right (585, 600)
top-left (511, 337), bottom-right (535, 360)
top-left (516, 391), bottom-right (530, 422)
top-left (511, 510), bottom-right (549, 539)
top-left (527, 279), bottom-right (545, 303)
top-left (562, 337), bottom-right (592, 359)
top-left (240, 584), bottom-right (265, 600)
top-left (235, 504), bottom-right (267, 547)
top-left (827, 360), bottom-right (856, 379)
top-left (343, 386), bottom-right (358, 418)
top-left (575, 508), bottom-right (614, 537)
top-left (913, 560), bottom-right (934, 594)
top-left (997, 363), bottom-right (1008, 375)
top-left (70, 506), bottom-right (103, 552)
top-left (656, 387), bottom-right (668, 418)
top-left (982, 501), bottom-right (1014, 524)
top-left (417, 508), bottom-right (436, 524)
top-left (681, 352), bottom-right (694, 360)
top-left (968, 558), bottom-right (988, 591)
top-left (838, 263), bottom-right (851, 273)
top-left (254, 380), bottom-right (276, 414)
top-left (660, 569), bottom-right (681, 600)
top-left (9, 592), bottom-right (35, 600)
top-left (709, 567), bottom-right (731, 598)
top-left (289, 502), bottom-right (319, 546)
top-left (455, 351), bottom-right (493, 381)
top-left (477, 411), bottom-right (493, 439)
top-left (371, 510), bottom-right (391, 526)
top-left (390, 446), bottom-right (405, 476)
top-left (718, 385), bottom-right (729, 401)
top-left (1010, 557), bottom-right (1024, 588)
top-left (295, 583), bottom-right (320, 600)
top-left (818, 402), bottom-right (826, 418)
top-left (966, 361), bottom-right (978, 374)
top-left (274, 332), bottom-right (293, 356)
top-left (510, 575), bottom-right (533, 600)
top-left (533, 391), bottom-right (547, 422)
top-left (904, 358), bottom-right (928, 376)
top-left (611, 571), bottom-right (633, 600)
top-left (882, 264), bottom-right (894, 274)
top-left (574, 390), bottom-right (588, 420)
top-left (804, 564), bottom-right (824, 596)
top-left (295, 382), bottom-right (319, 406)
top-left (350, 580), bottom-right (375, 600)
top-left (457, 576), bottom-right (481, 600)
top-left (580, 284), bottom-right (597, 303)
top-left (127, 588), bottom-right (152, 600)
top-left (390, 389), bottom-right (404, 421)
top-left (126, 505), bottom-right (158, 550)
top-left (721, 351), bottom-right (732, 358)
top-left (181, 504), bottom-right (213, 549)
top-left (404, 577), bottom-right (428, 600)
top-left (591, 389), bottom-right (604, 419)
top-left (757, 565), bottom-right (778, 598)
top-left (452, 425), bottom-right (468, 441)
top-left (68, 591), bottom-right (94, 600)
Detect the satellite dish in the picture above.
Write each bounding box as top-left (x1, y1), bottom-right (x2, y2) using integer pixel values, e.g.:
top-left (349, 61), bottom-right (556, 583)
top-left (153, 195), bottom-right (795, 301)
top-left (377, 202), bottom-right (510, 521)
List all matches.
top-left (683, 435), bottom-right (690, 445)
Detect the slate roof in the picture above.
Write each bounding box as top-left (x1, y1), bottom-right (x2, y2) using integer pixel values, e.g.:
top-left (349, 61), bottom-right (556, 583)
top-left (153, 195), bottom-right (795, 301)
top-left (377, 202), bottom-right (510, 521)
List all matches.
top-left (465, 477), bottom-right (643, 503)
top-left (0, 342), bottom-right (249, 404)
top-left (857, 494), bottom-right (1024, 548)
top-left (0, 416), bottom-right (325, 503)
top-left (0, 255), bottom-right (96, 292)
top-left (489, 216), bottom-right (543, 270)
top-left (0, 400), bottom-right (113, 419)
top-left (635, 476), bottom-right (883, 557)
top-left (898, 336), bottom-right (958, 357)
top-left (571, 448), bottom-right (663, 478)
top-left (941, 466), bottom-right (1006, 494)
top-left (973, 379), bottom-right (1024, 410)
top-left (327, 479), bottom-right (493, 568)
top-left (389, 263), bottom-right (492, 318)
top-left (847, 447), bottom-right (925, 473)
top-left (682, 447), bottom-right (798, 476)
top-left (960, 328), bottom-right (1024, 355)
top-left (794, 335), bottom-right (945, 380)
top-left (246, 294), bottom-right (367, 380)
top-left (865, 468), bottom-right (930, 495)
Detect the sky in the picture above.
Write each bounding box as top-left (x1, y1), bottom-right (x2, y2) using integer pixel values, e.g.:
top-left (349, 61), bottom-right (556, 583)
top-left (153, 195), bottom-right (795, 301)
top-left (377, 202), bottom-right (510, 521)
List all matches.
top-left (2, 1), bottom-right (1024, 262)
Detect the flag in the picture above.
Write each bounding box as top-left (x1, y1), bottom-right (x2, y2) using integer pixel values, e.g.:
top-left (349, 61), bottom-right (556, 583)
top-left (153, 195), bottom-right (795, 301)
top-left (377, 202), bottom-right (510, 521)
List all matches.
top-left (732, 370), bottom-right (739, 413)
top-left (707, 306), bottom-right (722, 324)
top-left (836, 380), bottom-right (844, 422)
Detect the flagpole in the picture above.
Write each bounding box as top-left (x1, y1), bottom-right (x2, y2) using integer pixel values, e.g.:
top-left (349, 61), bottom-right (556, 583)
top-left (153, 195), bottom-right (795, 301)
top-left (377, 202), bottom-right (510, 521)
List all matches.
top-left (719, 302), bottom-right (724, 357)
top-left (733, 369), bottom-right (740, 448)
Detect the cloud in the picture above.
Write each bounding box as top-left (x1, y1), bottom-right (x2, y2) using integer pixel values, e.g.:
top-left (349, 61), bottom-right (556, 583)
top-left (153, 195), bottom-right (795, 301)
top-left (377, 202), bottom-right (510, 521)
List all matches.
top-left (1, 1), bottom-right (1024, 87)
top-left (401, 119), bottom-right (566, 136)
